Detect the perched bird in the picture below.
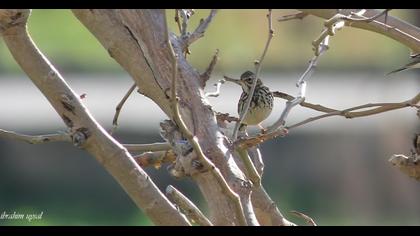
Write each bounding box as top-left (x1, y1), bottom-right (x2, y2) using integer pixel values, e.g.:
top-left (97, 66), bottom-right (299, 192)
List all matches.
top-left (387, 53), bottom-right (420, 75)
top-left (225, 71), bottom-right (274, 131)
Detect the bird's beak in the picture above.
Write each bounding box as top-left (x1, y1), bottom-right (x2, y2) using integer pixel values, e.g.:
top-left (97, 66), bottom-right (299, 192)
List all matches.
top-left (224, 76), bottom-right (243, 86)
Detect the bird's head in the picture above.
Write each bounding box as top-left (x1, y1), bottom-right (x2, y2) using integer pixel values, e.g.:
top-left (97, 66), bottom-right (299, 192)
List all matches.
top-left (225, 71), bottom-right (262, 93)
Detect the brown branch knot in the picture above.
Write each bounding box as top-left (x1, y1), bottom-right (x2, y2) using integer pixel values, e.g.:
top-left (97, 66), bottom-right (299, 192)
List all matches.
top-left (0, 10), bottom-right (31, 35)
top-left (71, 127), bottom-right (90, 148)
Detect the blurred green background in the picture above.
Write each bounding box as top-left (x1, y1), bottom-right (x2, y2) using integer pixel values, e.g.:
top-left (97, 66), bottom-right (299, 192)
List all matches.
top-left (0, 9), bottom-right (419, 226)
top-left (0, 9), bottom-right (418, 73)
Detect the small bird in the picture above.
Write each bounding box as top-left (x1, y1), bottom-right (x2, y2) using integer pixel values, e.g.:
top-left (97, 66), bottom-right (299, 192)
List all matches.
top-left (387, 53), bottom-right (420, 75)
top-left (225, 71), bottom-right (274, 131)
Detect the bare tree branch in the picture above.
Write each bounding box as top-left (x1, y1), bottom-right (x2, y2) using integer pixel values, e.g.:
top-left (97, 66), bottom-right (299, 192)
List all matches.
top-left (266, 36), bottom-right (329, 134)
top-left (168, 36), bottom-right (248, 226)
top-left (174, 9), bottom-right (182, 34)
top-left (290, 210), bottom-right (317, 226)
top-left (0, 129), bottom-right (71, 144)
top-left (389, 154), bottom-right (420, 181)
top-left (300, 9), bottom-right (420, 54)
top-left (200, 49), bottom-right (219, 85)
top-left (235, 93), bottom-right (419, 149)
top-left (0, 9), bottom-right (190, 226)
top-left (205, 78), bottom-right (225, 98)
top-left (74, 9), bottom-right (255, 226)
top-left (166, 185), bottom-right (213, 226)
top-left (252, 186), bottom-right (296, 226)
top-left (111, 82), bottom-right (136, 134)
top-left (216, 112), bottom-right (240, 123)
top-left (236, 148), bottom-right (261, 187)
top-left (179, 9), bottom-right (194, 38)
top-left (228, 142), bottom-right (294, 226)
top-left (347, 9), bottom-right (391, 23)
top-left (272, 91), bottom-right (338, 113)
top-left (133, 150), bottom-right (176, 168)
top-left (187, 9), bottom-right (218, 46)
top-left (124, 142), bottom-right (172, 152)
top-left (287, 93), bottom-right (420, 130)
top-left (235, 128), bottom-right (289, 149)
top-left (232, 9), bottom-right (274, 141)
top-left (277, 11), bottom-right (308, 22)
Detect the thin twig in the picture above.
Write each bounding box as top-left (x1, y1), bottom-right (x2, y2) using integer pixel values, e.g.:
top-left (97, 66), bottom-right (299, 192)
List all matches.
top-left (312, 28), bottom-right (335, 56)
top-left (0, 129), bottom-right (71, 144)
top-left (111, 82), bottom-right (137, 134)
top-left (267, 36), bottom-right (329, 133)
top-left (179, 10), bottom-right (189, 37)
top-left (247, 147), bottom-right (264, 176)
top-left (166, 185), bottom-right (213, 226)
top-left (311, 10), bottom-right (391, 54)
top-left (347, 9), bottom-right (391, 23)
top-left (205, 79), bottom-right (225, 98)
top-left (290, 210), bottom-right (317, 226)
top-left (272, 91), bottom-right (338, 113)
top-left (236, 148), bottom-right (261, 187)
top-left (387, 53), bottom-right (420, 75)
top-left (232, 9), bottom-right (274, 141)
top-left (168, 36), bottom-right (247, 226)
top-left (133, 150), bottom-right (176, 169)
top-left (174, 9), bottom-right (182, 34)
top-left (235, 128), bottom-right (289, 149)
top-left (228, 10), bottom-right (275, 193)
top-left (244, 94), bottom-right (420, 147)
top-left (124, 142), bottom-right (172, 152)
top-left (187, 9), bottom-right (218, 45)
top-left (298, 9), bottom-right (420, 53)
top-left (287, 93), bottom-right (420, 130)
top-left (201, 49), bottom-right (219, 84)
top-left (277, 11), bottom-right (308, 22)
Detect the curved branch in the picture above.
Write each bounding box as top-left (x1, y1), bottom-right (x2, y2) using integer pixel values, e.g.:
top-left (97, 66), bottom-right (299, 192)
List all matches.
top-left (111, 82), bottom-right (136, 134)
top-left (272, 91), bottom-right (338, 113)
top-left (166, 185), bottom-right (213, 226)
top-left (300, 9), bottom-right (420, 54)
top-left (290, 210), bottom-right (317, 226)
top-left (73, 9), bottom-right (258, 226)
top-left (0, 9), bottom-right (190, 226)
top-left (168, 37), bottom-right (247, 226)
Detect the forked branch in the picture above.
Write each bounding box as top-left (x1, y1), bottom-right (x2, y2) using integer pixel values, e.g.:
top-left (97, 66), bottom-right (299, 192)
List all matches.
top-left (166, 185), bottom-right (213, 226)
top-left (168, 35), bottom-right (247, 225)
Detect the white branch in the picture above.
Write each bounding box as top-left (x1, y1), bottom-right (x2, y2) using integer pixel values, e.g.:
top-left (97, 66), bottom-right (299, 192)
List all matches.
top-left (0, 129), bottom-right (71, 144)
